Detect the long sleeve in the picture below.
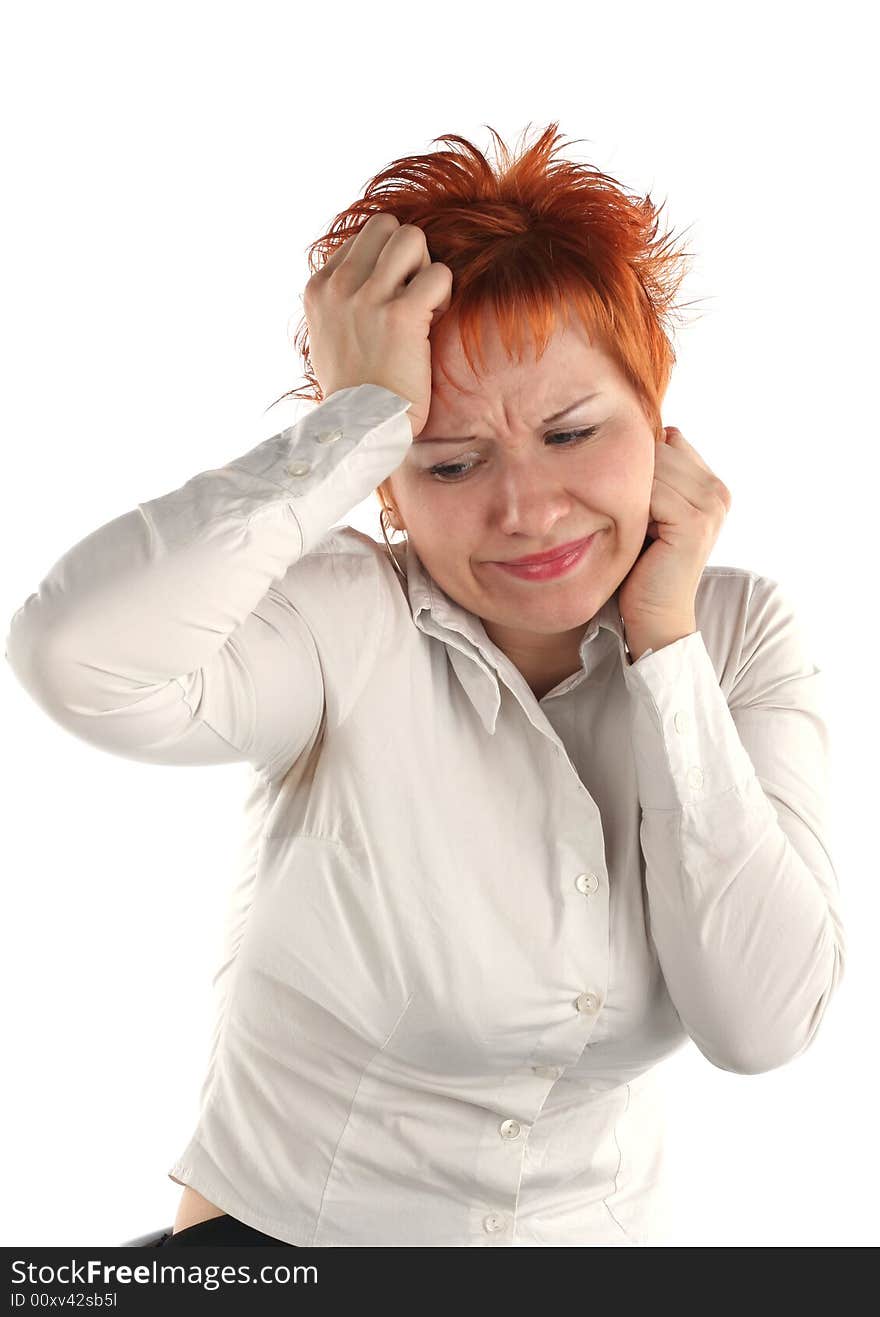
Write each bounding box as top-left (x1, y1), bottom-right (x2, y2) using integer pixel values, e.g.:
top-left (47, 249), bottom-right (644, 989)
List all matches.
top-left (621, 571), bottom-right (845, 1075)
top-left (4, 384), bottom-right (413, 780)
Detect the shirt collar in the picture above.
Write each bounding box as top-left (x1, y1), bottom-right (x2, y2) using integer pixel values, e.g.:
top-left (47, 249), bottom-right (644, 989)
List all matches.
top-left (401, 538), bottom-right (631, 736)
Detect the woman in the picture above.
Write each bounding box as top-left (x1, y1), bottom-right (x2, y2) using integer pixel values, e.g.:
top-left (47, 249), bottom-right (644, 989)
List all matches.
top-left (5, 123), bottom-right (845, 1248)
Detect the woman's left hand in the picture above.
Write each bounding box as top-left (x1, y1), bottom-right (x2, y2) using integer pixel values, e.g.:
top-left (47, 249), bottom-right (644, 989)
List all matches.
top-left (617, 427), bottom-right (732, 641)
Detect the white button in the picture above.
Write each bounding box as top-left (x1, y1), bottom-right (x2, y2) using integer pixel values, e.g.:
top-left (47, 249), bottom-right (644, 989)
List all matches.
top-left (499, 1119), bottom-right (521, 1139)
top-left (315, 427), bottom-right (343, 445)
top-left (575, 871), bottom-right (600, 895)
top-left (576, 992), bottom-right (600, 1014)
top-left (284, 460), bottom-right (312, 477)
top-left (687, 766), bottom-right (704, 789)
top-left (483, 1212), bottom-right (509, 1233)
top-left (674, 710), bottom-right (690, 734)
top-left (531, 1064), bottom-right (562, 1079)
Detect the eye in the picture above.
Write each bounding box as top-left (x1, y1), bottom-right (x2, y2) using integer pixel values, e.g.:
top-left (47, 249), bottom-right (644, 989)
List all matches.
top-left (428, 426), bottom-right (600, 482)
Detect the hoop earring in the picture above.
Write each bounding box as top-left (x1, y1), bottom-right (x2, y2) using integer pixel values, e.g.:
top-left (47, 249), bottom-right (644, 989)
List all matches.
top-left (379, 506), bottom-right (408, 583)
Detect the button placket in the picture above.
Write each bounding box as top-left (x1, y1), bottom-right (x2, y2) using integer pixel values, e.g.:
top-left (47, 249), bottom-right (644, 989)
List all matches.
top-left (480, 739), bottom-right (606, 1244)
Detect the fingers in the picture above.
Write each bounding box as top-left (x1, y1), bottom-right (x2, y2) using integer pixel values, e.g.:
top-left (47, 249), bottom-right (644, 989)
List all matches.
top-left (398, 260), bottom-right (453, 323)
top-left (316, 212), bottom-right (399, 287)
top-left (370, 222), bottom-right (432, 297)
top-left (317, 231), bottom-right (357, 275)
top-left (310, 211), bottom-right (450, 326)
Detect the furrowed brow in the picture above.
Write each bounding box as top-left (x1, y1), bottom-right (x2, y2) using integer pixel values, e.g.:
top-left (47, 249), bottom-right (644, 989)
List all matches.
top-left (415, 392), bottom-right (601, 444)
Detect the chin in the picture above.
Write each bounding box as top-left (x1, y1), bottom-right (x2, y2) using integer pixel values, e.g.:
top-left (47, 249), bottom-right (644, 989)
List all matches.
top-left (490, 587), bottom-right (608, 630)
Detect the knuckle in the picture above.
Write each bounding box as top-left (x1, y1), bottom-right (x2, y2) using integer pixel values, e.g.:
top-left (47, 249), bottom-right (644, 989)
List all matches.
top-left (351, 269), bottom-right (375, 296)
top-left (397, 223), bottom-right (425, 244)
top-left (330, 262), bottom-right (359, 296)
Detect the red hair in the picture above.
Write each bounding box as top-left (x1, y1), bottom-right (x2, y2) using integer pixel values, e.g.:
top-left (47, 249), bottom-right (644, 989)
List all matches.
top-left (272, 121), bottom-right (702, 510)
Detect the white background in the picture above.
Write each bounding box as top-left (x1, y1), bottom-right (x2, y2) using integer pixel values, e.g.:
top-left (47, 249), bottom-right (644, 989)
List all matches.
top-left (1, 0), bottom-right (875, 1247)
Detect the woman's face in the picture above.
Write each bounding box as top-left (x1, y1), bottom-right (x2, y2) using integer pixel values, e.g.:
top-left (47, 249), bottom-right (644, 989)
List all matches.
top-left (385, 305), bottom-right (661, 683)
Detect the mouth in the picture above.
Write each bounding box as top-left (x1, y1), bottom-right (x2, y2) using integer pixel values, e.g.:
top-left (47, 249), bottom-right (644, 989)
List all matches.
top-left (487, 532), bottom-right (599, 581)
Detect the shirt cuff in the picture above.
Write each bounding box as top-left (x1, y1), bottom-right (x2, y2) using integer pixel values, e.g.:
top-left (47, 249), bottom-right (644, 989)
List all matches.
top-left (622, 629), bottom-right (757, 812)
top-left (229, 384), bottom-right (414, 558)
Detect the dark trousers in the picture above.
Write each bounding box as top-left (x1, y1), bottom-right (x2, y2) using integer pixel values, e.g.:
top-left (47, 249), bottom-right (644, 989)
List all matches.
top-left (157, 1213), bottom-right (297, 1247)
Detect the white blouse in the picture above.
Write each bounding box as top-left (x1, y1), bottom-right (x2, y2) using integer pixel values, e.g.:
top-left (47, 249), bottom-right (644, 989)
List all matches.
top-left (4, 383), bottom-right (845, 1247)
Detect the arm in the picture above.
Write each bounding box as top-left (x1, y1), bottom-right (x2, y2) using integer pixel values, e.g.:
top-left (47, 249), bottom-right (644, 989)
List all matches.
top-left (621, 572), bottom-right (846, 1074)
top-left (4, 384), bottom-right (413, 780)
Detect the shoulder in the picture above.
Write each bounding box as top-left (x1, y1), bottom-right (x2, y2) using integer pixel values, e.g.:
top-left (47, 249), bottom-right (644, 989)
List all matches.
top-left (696, 563), bottom-right (798, 626)
top-left (267, 524), bottom-right (407, 726)
top-left (267, 523), bottom-right (407, 634)
top-left (275, 523), bottom-right (400, 597)
top-left (695, 564), bottom-right (765, 634)
top-left (695, 565), bottom-right (807, 688)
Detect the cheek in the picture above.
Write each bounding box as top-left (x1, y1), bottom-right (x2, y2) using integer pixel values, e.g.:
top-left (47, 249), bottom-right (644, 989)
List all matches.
top-left (579, 456), bottom-right (648, 507)
top-left (405, 482), bottom-right (471, 531)
top-left (394, 484), bottom-right (474, 560)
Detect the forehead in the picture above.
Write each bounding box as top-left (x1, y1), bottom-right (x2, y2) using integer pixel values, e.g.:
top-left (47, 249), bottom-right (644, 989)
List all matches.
top-left (428, 308), bottom-right (619, 423)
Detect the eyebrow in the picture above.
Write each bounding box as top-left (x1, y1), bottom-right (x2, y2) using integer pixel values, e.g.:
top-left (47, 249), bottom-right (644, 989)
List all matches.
top-left (414, 392), bottom-right (602, 445)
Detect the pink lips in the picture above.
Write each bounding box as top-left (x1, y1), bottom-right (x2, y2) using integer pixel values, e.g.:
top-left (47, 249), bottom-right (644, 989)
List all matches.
top-left (489, 533), bottom-right (598, 581)
top-left (498, 535), bottom-right (595, 566)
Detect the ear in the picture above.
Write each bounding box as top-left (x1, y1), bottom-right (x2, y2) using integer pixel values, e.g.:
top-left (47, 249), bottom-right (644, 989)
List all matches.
top-left (382, 502), bottom-right (404, 531)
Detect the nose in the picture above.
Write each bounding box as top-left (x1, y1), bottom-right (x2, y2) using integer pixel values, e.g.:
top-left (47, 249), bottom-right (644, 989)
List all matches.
top-left (491, 468), bottom-right (576, 542)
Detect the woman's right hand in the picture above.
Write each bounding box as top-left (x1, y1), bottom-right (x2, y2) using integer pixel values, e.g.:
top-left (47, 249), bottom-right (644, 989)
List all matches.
top-left (303, 212), bottom-right (453, 439)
